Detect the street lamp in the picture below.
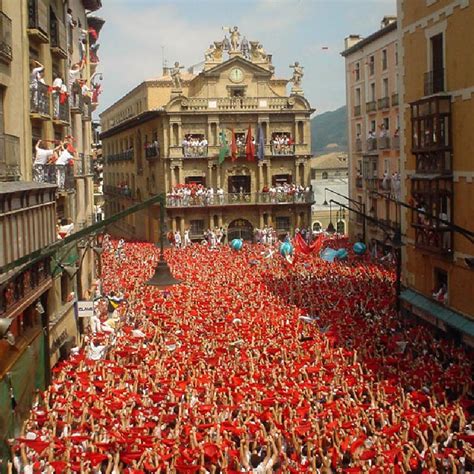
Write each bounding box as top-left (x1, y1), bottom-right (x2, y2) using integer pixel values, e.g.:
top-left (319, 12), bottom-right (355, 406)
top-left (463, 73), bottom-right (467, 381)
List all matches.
top-left (146, 202), bottom-right (181, 288)
top-left (326, 201), bottom-right (335, 234)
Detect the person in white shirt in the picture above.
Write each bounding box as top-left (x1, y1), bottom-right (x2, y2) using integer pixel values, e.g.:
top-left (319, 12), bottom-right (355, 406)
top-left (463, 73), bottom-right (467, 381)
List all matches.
top-left (55, 144), bottom-right (73, 190)
top-left (30, 60), bottom-right (45, 110)
top-left (184, 229), bottom-right (191, 247)
top-left (33, 140), bottom-right (57, 183)
top-left (174, 230), bottom-right (182, 248)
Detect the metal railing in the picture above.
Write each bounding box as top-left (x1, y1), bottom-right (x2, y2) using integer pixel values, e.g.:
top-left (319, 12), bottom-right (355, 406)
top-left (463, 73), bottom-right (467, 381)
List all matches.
top-left (145, 143), bottom-right (160, 159)
top-left (166, 191), bottom-right (314, 207)
top-left (74, 153), bottom-right (93, 176)
top-left (355, 138), bottom-right (362, 152)
top-left (39, 164), bottom-right (75, 191)
top-left (367, 137), bottom-right (377, 151)
top-left (354, 105), bottom-right (361, 116)
top-left (183, 145), bottom-right (208, 158)
top-left (82, 97), bottom-right (92, 121)
top-left (0, 12), bottom-right (13, 63)
top-left (366, 101), bottom-right (377, 112)
top-left (70, 85), bottom-right (84, 113)
top-left (104, 185), bottom-right (134, 199)
top-left (181, 96), bottom-right (292, 111)
top-left (52, 96), bottom-right (70, 123)
top-left (271, 144), bottom-right (295, 156)
top-left (27, 0), bottom-right (49, 37)
top-left (106, 150), bottom-right (134, 164)
top-left (424, 68), bottom-right (445, 96)
top-left (356, 176), bottom-right (363, 188)
top-left (391, 93), bottom-right (399, 106)
top-left (377, 136), bottom-right (390, 150)
top-left (377, 97), bottom-right (390, 110)
top-left (0, 134), bottom-right (20, 181)
top-left (30, 82), bottom-right (50, 116)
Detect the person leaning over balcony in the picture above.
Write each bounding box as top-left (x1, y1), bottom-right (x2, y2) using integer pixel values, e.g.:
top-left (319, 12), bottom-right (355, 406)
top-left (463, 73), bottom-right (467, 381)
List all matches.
top-left (55, 143), bottom-right (73, 190)
top-left (30, 60), bottom-right (45, 109)
top-left (33, 140), bottom-right (60, 183)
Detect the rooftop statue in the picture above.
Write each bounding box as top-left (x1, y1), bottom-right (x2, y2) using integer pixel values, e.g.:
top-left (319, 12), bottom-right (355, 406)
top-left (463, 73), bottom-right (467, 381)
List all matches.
top-left (229, 26), bottom-right (241, 51)
top-left (240, 36), bottom-right (250, 59)
top-left (205, 41), bottom-right (224, 63)
top-left (289, 61), bottom-right (304, 93)
top-left (170, 61), bottom-right (184, 90)
top-left (249, 41), bottom-right (268, 62)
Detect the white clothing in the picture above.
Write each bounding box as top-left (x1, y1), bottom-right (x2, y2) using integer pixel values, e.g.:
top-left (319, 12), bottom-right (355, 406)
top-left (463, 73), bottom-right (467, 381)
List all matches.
top-left (34, 148), bottom-right (53, 165)
top-left (56, 149), bottom-right (72, 165)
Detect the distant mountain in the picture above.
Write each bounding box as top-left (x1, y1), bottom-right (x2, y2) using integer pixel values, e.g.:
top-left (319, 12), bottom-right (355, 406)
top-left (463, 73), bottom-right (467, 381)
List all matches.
top-left (311, 105), bottom-right (347, 154)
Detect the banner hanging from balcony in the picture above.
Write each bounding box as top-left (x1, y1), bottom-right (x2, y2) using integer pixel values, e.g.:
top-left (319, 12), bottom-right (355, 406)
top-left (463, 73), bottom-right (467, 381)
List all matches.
top-left (246, 124), bottom-right (255, 161)
top-left (257, 123), bottom-right (264, 161)
top-left (218, 130), bottom-right (229, 165)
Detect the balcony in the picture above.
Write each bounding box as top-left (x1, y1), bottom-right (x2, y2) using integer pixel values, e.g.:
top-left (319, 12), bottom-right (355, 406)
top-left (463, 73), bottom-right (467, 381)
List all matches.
top-left (145, 143), bottom-right (160, 160)
top-left (367, 137), bottom-right (377, 151)
top-left (40, 164), bottom-right (75, 191)
top-left (104, 185), bottom-right (134, 199)
top-left (415, 151), bottom-right (452, 175)
top-left (366, 177), bottom-right (379, 191)
top-left (355, 138), bottom-right (362, 152)
top-left (183, 144), bottom-right (208, 158)
top-left (30, 82), bottom-right (50, 118)
top-left (70, 86), bottom-right (83, 114)
top-left (0, 12), bottom-right (12, 64)
top-left (392, 135), bottom-right (400, 150)
top-left (27, 0), bottom-right (49, 43)
top-left (82, 97), bottom-right (92, 121)
top-left (52, 96), bottom-right (70, 125)
top-left (106, 150), bottom-right (134, 164)
top-left (50, 18), bottom-right (67, 58)
top-left (377, 136), bottom-right (390, 150)
top-left (180, 96), bottom-right (294, 112)
top-left (377, 97), bottom-right (390, 110)
top-left (354, 105), bottom-right (361, 117)
top-left (166, 191), bottom-right (314, 208)
top-left (74, 153), bottom-right (93, 176)
top-left (0, 134), bottom-right (20, 181)
top-left (424, 69), bottom-right (445, 96)
top-left (366, 101), bottom-right (377, 113)
top-left (271, 143), bottom-right (295, 156)
top-left (356, 176), bottom-right (363, 189)
top-left (413, 224), bottom-right (452, 255)
top-left (379, 177), bottom-right (391, 193)
top-left (391, 93), bottom-right (399, 106)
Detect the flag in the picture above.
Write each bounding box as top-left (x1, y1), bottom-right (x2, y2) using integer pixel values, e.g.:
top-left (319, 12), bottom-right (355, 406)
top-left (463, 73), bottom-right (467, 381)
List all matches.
top-left (218, 130), bottom-right (229, 165)
top-left (257, 123), bottom-right (265, 161)
top-left (245, 124), bottom-right (255, 161)
top-left (231, 128), bottom-right (237, 162)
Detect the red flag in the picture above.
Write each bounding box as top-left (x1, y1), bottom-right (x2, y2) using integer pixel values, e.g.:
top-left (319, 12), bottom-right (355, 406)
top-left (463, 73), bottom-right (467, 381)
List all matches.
top-left (245, 125), bottom-right (255, 161)
top-left (231, 128), bottom-right (237, 162)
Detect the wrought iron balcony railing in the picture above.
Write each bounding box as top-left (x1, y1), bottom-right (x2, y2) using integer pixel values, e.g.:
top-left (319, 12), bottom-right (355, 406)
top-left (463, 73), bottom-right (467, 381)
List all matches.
top-left (104, 185), bottom-right (134, 199)
top-left (367, 137), bottom-right (377, 151)
top-left (377, 136), bottom-right (390, 150)
top-left (354, 105), bottom-right (361, 117)
top-left (30, 82), bottom-right (50, 117)
top-left (271, 144), bottom-right (295, 156)
top-left (27, 0), bottom-right (49, 42)
top-left (52, 97), bottom-right (70, 123)
top-left (366, 101), bottom-right (377, 113)
top-left (377, 97), bottom-right (390, 110)
top-left (166, 191), bottom-right (314, 208)
top-left (355, 138), bottom-right (362, 152)
top-left (183, 145), bottom-right (208, 158)
top-left (145, 143), bottom-right (160, 160)
top-left (106, 150), bottom-right (134, 164)
top-left (392, 135), bottom-right (400, 150)
top-left (0, 12), bottom-right (12, 63)
top-left (391, 93), bottom-right (399, 106)
top-left (0, 134), bottom-right (20, 181)
top-left (39, 164), bottom-right (75, 191)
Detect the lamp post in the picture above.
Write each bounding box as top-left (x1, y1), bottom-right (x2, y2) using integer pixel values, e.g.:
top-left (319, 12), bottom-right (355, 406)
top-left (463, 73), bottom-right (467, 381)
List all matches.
top-left (323, 188), bottom-right (366, 242)
top-left (146, 201), bottom-right (181, 288)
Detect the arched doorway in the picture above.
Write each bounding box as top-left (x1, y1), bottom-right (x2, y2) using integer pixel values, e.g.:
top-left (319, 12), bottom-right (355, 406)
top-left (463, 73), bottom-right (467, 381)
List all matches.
top-left (227, 219), bottom-right (254, 241)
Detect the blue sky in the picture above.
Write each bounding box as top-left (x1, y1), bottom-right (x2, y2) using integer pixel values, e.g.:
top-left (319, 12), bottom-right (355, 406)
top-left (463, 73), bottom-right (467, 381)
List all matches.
top-left (96, 0), bottom-right (396, 117)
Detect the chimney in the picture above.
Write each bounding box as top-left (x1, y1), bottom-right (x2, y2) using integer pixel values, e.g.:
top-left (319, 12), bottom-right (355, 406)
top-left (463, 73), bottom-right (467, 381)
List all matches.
top-left (344, 35), bottom-right (362, 50)
top-left (381, 16), bottom-right (396, 28)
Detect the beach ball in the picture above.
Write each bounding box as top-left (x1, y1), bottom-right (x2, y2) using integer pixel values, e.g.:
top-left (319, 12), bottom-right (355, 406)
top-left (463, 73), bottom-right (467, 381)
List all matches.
top-left (230, 239), bottom-right (243, 251)
top-left (353, 242), bottom-right (367, 255)
top-left (335, 248), bottom-right (348, 260)
top-left (280, 241), bottom-right (294, 257)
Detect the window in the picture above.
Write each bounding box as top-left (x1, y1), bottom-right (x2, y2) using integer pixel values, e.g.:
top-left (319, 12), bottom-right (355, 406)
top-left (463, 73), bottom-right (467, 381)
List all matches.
top-left (395, 44), bottom-right (398, 66)
top-left (355, 88), bottom-right (361, 106)
top-left (433, 268), bottom-right (448, 304)
top-left (384, 159), bottom-right (390, 173)
top-left (368, 55), bottom-right (375, 75)
top-left (356, 123), bottom-right (361, 137)
top-left (322, 171), bottom-right (328, 179)
top-left (275, 216), bottom-right (290, 232)
top-left (190, 220), bottom-right (205, 237)
top-left (370, 120), bottom-right (376, 132)
top-left (429, 33), bottom-right (444, 93)
top-left (383, 117), bottom-right (390, 131)
top-left (355, 62), bottom-right (360, 81)
top-left (382, 49), bottom-right (388, 70)
top-left (272, 174), bottom-right (292, 185)
top-left (230, 87), bottom-right (245, 97)
top-left (185, 176), bottom-right (206, 186)
top-left (370, 82), bottom-right (375, 101)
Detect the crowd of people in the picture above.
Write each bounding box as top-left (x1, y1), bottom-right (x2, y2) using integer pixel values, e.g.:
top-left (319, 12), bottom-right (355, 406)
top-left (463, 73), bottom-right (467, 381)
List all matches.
top-left (9, 239), bottom-right (473, 472)
top-left (261, 184), bottom-right (311, 203)
top-left (271, 134), bottom-right (294, 155)
top-left (167, 184), bottom-right (225, 207)
top-left (182, 136), bottom-right (209, 158)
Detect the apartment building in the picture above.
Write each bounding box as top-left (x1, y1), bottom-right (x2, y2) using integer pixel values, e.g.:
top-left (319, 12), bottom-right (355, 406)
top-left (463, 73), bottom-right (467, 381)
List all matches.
top-left (397, 0), bottom-right (474, 346)
top-left (342, 17), bottom-right (401, 251)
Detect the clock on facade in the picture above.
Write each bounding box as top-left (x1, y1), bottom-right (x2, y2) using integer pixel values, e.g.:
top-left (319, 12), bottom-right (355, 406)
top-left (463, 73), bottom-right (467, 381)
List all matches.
top-left (229, 67), bottom-right (244, 83)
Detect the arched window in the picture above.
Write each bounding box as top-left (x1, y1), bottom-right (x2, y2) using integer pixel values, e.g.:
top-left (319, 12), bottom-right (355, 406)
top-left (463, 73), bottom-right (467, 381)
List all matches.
top-left (322, 172), bottom-right (328, 179)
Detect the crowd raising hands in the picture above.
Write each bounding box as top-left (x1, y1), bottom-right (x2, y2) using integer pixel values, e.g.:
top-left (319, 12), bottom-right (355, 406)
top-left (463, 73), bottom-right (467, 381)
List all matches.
top-left (10, 239), bottom-right (473, 473)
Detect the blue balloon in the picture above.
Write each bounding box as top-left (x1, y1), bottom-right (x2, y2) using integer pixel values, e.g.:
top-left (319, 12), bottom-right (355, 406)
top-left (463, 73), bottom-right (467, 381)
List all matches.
top-left (320, 247), bottom-right (337, 262)
top-left (230, 238), bottom-right (243, 251)
top-left (353, 242), bottom-right (367, 255)
top-left (335, 248), bottom-right (348, 260)
top-left (280, 241), bottom-right (294, 257)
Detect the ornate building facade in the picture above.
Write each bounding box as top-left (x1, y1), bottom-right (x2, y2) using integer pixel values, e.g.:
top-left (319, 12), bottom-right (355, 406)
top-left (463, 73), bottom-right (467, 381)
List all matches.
top-left (397, 0), bottom-right (474, 346)
top-left (100, 28), bottom-right (314, 242)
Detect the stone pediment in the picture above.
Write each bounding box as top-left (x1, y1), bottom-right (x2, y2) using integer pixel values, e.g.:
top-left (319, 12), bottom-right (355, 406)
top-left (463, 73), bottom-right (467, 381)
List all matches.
top-left (199, 56), bottom-right (273, 79)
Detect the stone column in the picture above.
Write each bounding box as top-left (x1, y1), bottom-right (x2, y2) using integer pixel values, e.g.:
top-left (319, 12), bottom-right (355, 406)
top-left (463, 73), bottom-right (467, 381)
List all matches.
top-left (216, 166), bottom-right (221, 189)
top-left (170, 166), bottom-right (176, 187)
top-left (258, 163), bottom-right (263, 190)
top-left (218, 214), bottom-right (223, 228)
top-left (259, 211), bottom-right (264, 228)
top-left (266, 161), bottom-right (271, 187)
top-left (207, 163), bottom-right (213, 188)
top-left (177, 165), bottom-right (183, 184)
